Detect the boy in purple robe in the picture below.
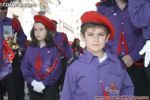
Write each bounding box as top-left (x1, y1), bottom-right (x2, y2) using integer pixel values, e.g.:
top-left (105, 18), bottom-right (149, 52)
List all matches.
top-left (60, 11), bottom-right (134, 100)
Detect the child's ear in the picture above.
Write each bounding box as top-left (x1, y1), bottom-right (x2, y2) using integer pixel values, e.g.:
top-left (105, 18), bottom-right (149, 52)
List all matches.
top-left (106, 34), bottom-right (110, 43)
top-left (80, 33), bottom-right (85, 42)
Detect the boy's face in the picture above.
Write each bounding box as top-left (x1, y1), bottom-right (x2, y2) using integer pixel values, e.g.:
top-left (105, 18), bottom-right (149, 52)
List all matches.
top-left (34, 23), bottom-right (47, 42)
top-left (81, 27), bottom-right (110, 54)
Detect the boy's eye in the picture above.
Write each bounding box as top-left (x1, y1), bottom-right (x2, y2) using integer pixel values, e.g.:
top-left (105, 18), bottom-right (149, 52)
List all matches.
top-left (98, 33), bottom-right (105, 36)
top-left (87, 33), bottom-right (93, 36)
top-left (87, 32), bottom-right (93, 36)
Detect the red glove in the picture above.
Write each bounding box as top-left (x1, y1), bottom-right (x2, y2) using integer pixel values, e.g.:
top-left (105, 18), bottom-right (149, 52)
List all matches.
top-left (12, 18), bottom-right (21, 33)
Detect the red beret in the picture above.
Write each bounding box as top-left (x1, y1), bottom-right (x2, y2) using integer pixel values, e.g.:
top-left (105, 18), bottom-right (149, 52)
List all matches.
top-left (81, 11), bottom-right (115, 40)
top-left (51, 19), bottom-right (57, 25)
top-left (34, 15), bottom-right (56, 31)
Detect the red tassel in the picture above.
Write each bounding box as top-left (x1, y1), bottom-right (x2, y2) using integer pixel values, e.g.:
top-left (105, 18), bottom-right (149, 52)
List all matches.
top-left (104, 91), bottom-right (109, 96)
top-left (103, 91), bottom-right (110, 100)
top-left (100, 81), bottom-right (110, 100)
top-left (35, 53), bottom-right (42, 72)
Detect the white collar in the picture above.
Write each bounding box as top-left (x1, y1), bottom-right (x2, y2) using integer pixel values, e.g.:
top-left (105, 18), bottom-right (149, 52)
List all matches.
top-left (98, 52), bottom-right (107, 63)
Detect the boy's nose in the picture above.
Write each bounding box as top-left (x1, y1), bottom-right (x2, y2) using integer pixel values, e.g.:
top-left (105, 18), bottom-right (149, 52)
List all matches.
top-left (93, 35), bottom-right (99, 42)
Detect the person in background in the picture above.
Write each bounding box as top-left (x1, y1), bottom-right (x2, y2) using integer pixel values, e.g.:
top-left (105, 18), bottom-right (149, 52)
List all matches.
top-left (60, 11), bottom-right (134, 100)
top-left (51, 20), bottom-right (73, 61)
top-left (0, 0), bottom-right (27, 100)
top-left (96, 0), bottom-right (149, 96)
top-left (128, 0), bottom-right (150, 96)
top-left (72, 38), bottom-right (84, 57)
top-left (71, 38), bottom-right (84, 63)
top-left (21, 15), bottom-right (62, 100)
top-left (51, 19), bottom-right (73, 91)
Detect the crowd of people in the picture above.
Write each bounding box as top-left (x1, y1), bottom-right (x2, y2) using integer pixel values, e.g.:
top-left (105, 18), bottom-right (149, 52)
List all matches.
top-left (0, 0), bottom-right (150, 100)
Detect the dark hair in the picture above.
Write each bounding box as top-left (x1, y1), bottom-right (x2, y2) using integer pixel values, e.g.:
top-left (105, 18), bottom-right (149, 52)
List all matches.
top-left (100, 0), bottom-right (128, 6)
top-left (30, 24), bottom-right (54, 47)
top-left (81, 22), bottom-right (110, 36)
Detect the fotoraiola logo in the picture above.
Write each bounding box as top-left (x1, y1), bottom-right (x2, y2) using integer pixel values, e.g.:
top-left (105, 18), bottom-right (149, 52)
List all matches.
top-left (0, 0), bottom-right (37, 8)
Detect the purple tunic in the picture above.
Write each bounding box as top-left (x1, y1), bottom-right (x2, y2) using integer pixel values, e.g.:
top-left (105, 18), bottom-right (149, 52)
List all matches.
top-left (0, 63), bottom-right (12, 80)
top-left (0, 17), bottom-right (27, 80)
top-left (128, 0), bottom-right (150, 39)
top-left (60, 51), bottom-right (134, 100)
top-left (21, 46), bottom-right (62, 86)
top-left (97, 2), bottom-right (145, 61)
top-left (53, 32), bottom-right (73, 60)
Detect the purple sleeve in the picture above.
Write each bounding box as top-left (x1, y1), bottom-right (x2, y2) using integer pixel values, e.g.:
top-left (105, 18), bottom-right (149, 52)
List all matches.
top-left (42, 48), bottom-right (62, 86)
top-left (61, 33), bottom-right (73, 60)
top-left (17, 27), bottom-right (27, 49)
top-left (21, 47), bottom-right (34, 84)
top-left (0, 19), bottom-right (3, 61)
top-left (54, 33), bottom-right (73, 60)
top-left (60, 66), bottom-right (77, 100)
top-left (128, 0), bottom-right (150, 28)
top-left (120, 69), bottom-right (134, 95)
top-left (129, 30), bottom-right (146, 61)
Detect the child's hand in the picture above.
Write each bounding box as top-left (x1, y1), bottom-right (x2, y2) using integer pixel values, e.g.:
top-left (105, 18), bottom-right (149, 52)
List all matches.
top-left (122, 55), bottom-right (134, 68)
top-left (31, 80), bottom-right (45, 93)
